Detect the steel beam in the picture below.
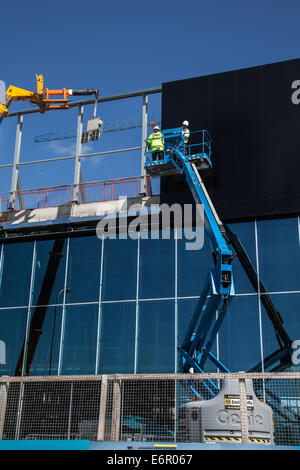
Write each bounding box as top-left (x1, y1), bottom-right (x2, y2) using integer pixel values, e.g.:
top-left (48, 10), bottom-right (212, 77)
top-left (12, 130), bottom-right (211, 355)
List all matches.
top-left (140, 94), bottom-right (148, 195)
top-left (72, 105), bottom-right (83, 203)
top-left (6, 88), bottom-right (161, 118)
top-left (8, 114), bottom-right (23, 210)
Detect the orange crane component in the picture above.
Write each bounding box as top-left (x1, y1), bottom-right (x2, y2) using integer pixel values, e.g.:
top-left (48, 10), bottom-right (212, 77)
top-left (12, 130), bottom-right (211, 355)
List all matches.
top-left (0, 74), bottom-right (99, 123)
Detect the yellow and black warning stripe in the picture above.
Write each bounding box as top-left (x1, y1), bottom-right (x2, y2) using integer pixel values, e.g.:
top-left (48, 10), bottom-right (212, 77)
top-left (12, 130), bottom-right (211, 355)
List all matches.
top-left (249, 438), bottom-right (270, 443)
top-left (205, 436), bottom-right (270, 443)
top-left (206, 436), bottom-right (242, 442)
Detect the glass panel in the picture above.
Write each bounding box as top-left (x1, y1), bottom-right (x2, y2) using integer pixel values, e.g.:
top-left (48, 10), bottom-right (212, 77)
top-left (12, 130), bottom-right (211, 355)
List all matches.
top-left (137, 300), bottom-right (175, 373)
top-left (257, 217), bottom-right (300, 292)
top-left (177, 298), bottom-right (218, 373)
top-left (31, 239), bottom-right (67, 307)
top-left (0, 242), bottom-right (34, 307)
top-left (178, 221), bottom-right (257, 298)
top-left (98, 302), bottom-right (136, 374)
top-left (177, 229), bottom-right (214, 298)
top-left (102, 238), bottom-right (137, 301)
top-left (227, 221), bottom-right (257, 294)
top-left (67, 236), bottom-right (102, 303)
top-left (218, 294), bottom-right (261, 372)
top-left (26, 306), bottom-right (63, 376)
top-left (61, 304), bottom-right (98, 375)
top-left (0, 308), bottom-right (28, 376)
top-left (261, 293), bottom-right (300, 372)
top-left (139, 231), bottom-right (175, 299)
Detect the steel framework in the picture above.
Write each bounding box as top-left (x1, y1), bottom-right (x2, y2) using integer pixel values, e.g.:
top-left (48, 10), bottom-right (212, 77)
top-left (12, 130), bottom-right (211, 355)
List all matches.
top-left (1, 87), bottom-right (161, 210)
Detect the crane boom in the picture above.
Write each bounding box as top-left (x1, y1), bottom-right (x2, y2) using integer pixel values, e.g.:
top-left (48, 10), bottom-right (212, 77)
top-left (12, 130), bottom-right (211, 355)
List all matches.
top-left (0, 74), bottom-right (99, 124)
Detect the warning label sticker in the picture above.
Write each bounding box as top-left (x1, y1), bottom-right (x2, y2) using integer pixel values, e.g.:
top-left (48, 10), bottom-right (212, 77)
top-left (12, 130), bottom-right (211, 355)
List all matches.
top-left (224, 394), bottom-right (253, 410)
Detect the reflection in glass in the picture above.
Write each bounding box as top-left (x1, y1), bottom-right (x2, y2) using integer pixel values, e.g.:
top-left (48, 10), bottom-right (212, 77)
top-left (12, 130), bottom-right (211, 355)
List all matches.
top-left (137, 300), bottom-right (175, 373)
top-left (261, 293), bottom-right (300, 372)
top-left (177, 229), bottom-right (213, 298)
top-left (98, 302), bottom-right (136, 374)
top-left (67, 236), bottom-right (102, 303)
top-left (0, 308), bottom-right (28, 375)
top-left (102, 238), bottom-right (137, 301)
top-left (139, 231), bottom-right (175, 299)
top-left (26, 306), bottom-right (63, 376)
top-left (218, 295), bottom-right (261, 372)
top-left (61, 304), bottom-right (98, 375)
top-left (0, 242), bottom-right (34, 307)
top-left (257, 217), bottom-right (300, 293)
top-left (31, 239), bottom-right (67, 307)
top-left (227, 221), bottom-right (257, 294)
top-left (177, 298), bottom-right (218, 373)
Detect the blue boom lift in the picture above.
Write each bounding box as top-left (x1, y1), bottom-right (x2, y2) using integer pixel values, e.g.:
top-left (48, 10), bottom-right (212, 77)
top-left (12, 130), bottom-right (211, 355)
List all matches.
top-left (145, 127), bottom-right (293, 394)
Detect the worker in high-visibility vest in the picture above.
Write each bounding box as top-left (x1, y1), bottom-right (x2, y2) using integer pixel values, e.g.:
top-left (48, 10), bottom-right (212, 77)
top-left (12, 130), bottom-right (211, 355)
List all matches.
top-left (182, 120), bottom-right (190, 155)
top-left (147, 125), bottom-right (164, 161)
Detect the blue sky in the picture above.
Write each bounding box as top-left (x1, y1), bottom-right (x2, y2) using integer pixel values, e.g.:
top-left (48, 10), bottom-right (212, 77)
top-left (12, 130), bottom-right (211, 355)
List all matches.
top-left (0, 0), bottom-right (300, 202)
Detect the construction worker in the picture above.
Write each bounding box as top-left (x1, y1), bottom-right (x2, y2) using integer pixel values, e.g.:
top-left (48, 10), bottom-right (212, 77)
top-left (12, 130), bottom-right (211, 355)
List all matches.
top-left (182, 120), bottom-right (190, 145)
top-left (147, 125), bottom-right (164, 161)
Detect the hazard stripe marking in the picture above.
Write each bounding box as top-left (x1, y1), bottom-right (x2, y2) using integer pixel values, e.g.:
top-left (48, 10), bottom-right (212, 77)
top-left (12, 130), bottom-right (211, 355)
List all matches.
top-left (205, 436), bottom-right (270, 443)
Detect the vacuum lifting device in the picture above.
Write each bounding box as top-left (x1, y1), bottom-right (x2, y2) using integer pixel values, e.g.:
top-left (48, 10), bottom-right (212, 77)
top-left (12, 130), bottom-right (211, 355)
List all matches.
top-left (145, 128), bottom-right (295, 444)
top-left (0, 74), bottom-right (102, 142)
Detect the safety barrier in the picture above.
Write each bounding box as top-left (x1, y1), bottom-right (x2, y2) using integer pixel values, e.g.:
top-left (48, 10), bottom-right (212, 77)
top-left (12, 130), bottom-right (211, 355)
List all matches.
top-left (145, 129), bottom-right (212, 164)
top-left (0, 176), bottom-right (160, 212)
top-left (0, 197), bottom-right (9, 213)
top-left (0, 372), bottom-right (299, 446)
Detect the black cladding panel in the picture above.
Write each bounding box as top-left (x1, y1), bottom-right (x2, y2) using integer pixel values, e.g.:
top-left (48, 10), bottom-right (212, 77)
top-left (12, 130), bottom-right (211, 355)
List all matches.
top-left (161, 59), bottom-right (300, 220)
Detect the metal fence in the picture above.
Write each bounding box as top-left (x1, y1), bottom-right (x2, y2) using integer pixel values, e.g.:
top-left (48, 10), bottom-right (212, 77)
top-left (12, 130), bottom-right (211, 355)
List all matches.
top-left (0, 372), bottom-right (299, 446)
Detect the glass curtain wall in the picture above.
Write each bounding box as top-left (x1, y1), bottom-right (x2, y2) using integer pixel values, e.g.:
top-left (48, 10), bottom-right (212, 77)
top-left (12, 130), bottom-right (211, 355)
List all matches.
top-left (0, 216), bottom-right (299, 376)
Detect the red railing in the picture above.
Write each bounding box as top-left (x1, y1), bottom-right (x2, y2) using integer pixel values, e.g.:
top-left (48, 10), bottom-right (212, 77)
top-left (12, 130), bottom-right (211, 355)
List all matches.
top-left (0, 197), bottom-right (9, 212)
top-left (3, 176), bottom-right (160, 212)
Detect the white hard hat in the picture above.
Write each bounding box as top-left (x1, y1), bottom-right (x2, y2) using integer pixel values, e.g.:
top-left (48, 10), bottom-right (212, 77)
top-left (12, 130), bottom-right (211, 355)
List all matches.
top-left (182, 120), bottom-right (189, 126)
top-left (153, 125), bottom-right (160, 130)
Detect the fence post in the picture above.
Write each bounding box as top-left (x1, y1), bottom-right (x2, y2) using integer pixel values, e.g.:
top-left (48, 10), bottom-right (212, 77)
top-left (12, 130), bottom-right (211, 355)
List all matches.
top-left (72, 105), bottom-right (83, 203)
top-left (110, 379), bottom-right (121, 441)
top-left (239, 373), bottom-right (249, 444)
top-left (97, 375), bottom-right (108, 441)
top-left (0, 380), bottom-right (8, 440)
top-left (140, 94), bottom-right (148, 196)
top-left (67, 382), bottom-right (74, 440)
top-left (9, 114), bottom-right (23, 210)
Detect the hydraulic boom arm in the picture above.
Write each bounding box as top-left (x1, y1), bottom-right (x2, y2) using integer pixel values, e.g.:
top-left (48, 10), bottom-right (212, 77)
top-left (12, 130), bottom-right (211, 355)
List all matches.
top-left (145, 127), bottom-right (293, 379)
top-left (148, 128), bottom-right (236, 374)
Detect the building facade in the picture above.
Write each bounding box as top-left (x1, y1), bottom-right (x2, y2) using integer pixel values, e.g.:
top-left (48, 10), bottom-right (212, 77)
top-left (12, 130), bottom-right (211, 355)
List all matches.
top-left (1, 58), bottom-right (300, 379)
top-left (0, 214), bottom-right (299, 377)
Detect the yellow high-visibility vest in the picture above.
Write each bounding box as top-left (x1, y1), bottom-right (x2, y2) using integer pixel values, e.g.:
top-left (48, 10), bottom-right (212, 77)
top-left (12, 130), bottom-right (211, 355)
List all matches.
top-left (147, 132), bottom-right (164, 151)
top-left (183, 128), bottom-right (190, 144)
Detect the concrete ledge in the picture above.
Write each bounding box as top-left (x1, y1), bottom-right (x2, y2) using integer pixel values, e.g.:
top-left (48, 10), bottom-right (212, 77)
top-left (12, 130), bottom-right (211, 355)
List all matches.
top-left (0, 196), bottom-right (160, 230)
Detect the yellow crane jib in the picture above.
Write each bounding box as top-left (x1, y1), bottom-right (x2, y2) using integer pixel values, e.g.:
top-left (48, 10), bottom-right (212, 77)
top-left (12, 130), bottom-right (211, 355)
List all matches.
top-left (0, 75), bottom-right (100, 125)
top-left (0, 74), bottom-right (45, 118)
